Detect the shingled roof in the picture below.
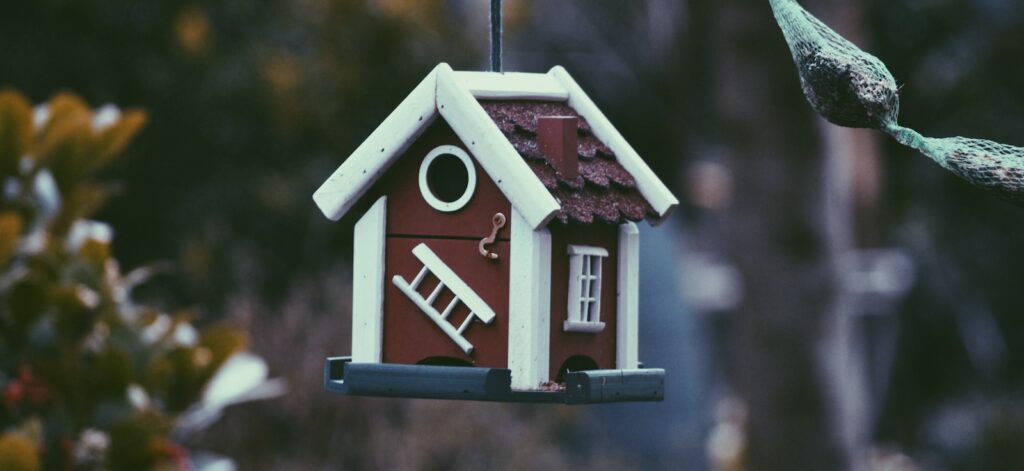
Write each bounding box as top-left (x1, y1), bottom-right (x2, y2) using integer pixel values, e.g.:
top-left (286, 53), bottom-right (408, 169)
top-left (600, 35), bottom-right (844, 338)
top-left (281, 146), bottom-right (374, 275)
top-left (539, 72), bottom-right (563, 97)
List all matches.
top-left (480, 100), bottom-right (658, 225)
top-left (313, 64), bottom-right (677, 229)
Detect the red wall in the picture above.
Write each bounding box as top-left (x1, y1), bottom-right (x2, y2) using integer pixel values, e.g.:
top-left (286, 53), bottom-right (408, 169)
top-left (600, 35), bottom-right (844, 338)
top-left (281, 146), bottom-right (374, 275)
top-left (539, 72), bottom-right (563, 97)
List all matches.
top-left (372, 120), bottom-right (512, 368)
top-left (548, 224), bottom-right (619, 380)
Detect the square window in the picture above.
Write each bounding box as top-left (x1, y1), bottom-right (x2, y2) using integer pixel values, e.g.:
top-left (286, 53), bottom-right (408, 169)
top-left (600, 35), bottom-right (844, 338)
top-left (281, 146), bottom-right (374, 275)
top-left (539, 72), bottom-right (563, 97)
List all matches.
top-left (564, 245), bottom-right (608, 333)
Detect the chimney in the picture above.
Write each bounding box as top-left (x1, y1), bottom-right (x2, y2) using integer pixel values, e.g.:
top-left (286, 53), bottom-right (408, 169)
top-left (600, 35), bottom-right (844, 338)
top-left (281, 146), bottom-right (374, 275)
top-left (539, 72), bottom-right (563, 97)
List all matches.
top-left (537, 116), bottom-right (579, 180)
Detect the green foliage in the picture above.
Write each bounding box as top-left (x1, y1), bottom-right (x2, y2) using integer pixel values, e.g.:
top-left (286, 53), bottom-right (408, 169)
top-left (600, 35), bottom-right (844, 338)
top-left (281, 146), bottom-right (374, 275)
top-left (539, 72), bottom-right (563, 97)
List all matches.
top-left (0, 89), bottom-right (253, 469)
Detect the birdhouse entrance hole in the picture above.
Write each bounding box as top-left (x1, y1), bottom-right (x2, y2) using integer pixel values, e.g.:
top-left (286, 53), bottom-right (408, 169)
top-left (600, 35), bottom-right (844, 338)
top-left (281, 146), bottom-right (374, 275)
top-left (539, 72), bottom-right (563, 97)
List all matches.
top-left (418, 145), bottom-right (476, 212)
top-left (556, 355), bottom-right (599, 383)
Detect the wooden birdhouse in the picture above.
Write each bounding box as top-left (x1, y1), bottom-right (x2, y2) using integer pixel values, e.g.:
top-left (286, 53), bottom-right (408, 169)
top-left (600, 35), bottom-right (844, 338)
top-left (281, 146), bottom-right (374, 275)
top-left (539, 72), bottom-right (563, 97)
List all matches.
top-left (318, 64), bottom-right (678, 403)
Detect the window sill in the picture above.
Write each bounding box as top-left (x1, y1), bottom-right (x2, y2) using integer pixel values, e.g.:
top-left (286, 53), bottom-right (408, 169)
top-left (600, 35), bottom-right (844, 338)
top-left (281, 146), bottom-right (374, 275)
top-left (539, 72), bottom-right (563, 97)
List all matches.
top-left (563, 321), bottom-right (606, 334)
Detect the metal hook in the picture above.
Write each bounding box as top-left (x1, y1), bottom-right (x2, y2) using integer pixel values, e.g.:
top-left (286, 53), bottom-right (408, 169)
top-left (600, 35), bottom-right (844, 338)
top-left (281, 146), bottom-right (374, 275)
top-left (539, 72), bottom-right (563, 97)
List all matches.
top-left (479, 212), bottom-right (507, 260)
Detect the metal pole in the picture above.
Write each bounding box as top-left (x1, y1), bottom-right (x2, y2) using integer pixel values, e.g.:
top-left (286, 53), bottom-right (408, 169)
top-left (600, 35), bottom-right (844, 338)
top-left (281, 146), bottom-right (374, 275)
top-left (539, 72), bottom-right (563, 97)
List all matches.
top-left (490, 0), bottom-right (502, 72)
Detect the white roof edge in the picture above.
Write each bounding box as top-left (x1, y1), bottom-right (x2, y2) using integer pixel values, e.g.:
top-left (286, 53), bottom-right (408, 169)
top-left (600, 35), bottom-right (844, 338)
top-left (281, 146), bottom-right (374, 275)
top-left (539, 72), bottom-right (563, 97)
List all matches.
top-left (547, 66), bottom-right (679, 222)
top-left (454, 71), bottom-right (569, 101)
top-left (312, 64), bottom-right (442, 220)
top-left (436, 64), bottom-right (561, 230)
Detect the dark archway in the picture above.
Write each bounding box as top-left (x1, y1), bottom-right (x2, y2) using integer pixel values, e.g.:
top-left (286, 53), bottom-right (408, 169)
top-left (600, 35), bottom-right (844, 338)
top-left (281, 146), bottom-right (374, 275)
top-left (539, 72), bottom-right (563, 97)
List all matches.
top-left (556, 355), bottom-right (599, 383)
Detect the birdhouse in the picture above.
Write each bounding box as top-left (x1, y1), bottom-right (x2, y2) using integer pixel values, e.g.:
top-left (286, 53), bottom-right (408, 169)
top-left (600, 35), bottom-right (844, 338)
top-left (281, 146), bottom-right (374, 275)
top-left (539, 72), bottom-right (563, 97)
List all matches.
top-left (317, 63), bottom-right (678, 403)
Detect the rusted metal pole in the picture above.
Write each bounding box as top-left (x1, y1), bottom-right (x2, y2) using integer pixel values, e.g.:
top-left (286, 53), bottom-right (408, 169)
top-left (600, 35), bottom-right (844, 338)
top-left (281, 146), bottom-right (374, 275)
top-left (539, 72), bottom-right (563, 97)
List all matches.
top-left (490, 0), bottom-right (502, 72)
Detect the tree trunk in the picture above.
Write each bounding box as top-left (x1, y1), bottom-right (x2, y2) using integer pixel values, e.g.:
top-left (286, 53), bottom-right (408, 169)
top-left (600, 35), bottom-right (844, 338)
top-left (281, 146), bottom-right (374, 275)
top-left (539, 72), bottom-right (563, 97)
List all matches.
top-left (710, 0), bottom-right (853, 468)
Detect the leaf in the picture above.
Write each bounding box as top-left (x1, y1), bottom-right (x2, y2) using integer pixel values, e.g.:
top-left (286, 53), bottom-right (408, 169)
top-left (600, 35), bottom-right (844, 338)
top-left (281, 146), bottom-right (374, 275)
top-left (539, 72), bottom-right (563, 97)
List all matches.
top-left (175, 352), bottom-right (286, 434)
top-left (35, 94), bottom-right (92, 192)
top-left (107, 412), bottom-right (171, 470)
top-left (92, 109), bottom-right (147, 170)
top-left (49, 184), bottom-right (110, 238)
top-left (198, 326), bottom-right (248, 373)
top-left (37, 93), bottom-right (90, 141)
top-left (0, 211), bottom-right (23, 265)
top-left (0, 89), bottom-right (33, 178)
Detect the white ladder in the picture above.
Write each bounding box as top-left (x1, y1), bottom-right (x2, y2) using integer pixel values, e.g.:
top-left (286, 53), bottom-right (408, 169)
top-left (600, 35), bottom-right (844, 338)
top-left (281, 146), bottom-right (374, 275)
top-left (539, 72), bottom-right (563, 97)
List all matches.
top-left (392, 243), bottom-right (497, 355)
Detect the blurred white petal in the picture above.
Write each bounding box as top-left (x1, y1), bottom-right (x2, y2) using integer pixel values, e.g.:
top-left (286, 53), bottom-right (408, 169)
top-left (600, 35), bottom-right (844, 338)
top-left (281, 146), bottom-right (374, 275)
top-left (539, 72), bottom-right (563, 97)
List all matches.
top-left (74, 285), bottom-right (101, 309)
top-left (33, 169), bottom-right (61, 220)
top-left (141, 314), bottom-right (172, 344)
top-left (190, 452), bottom-right (237, 471)
top-left (67, 220), bottom-right (113, 251)
top-left (92, 104), bottom-right (121, 131)
top-left (175, 352), bottom-right (286, 435)
top-left (3, 177), bottom-right (18, 199)
top-left (173, 323), bottom-right (199, 347)
top-left (72, 428), bottom-right (110, 466)
top-left (126, 384), bottom-right (151, 411)
top-left (204, 352), bottom-right (269, 407)
top-left (33, 104), bottom-right (50, 129)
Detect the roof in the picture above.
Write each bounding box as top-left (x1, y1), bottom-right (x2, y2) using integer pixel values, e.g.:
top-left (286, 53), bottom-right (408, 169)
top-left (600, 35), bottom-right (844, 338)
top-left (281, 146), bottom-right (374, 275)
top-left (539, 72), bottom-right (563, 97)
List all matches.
top-left (480, 100), bottom-right (657, 224)
top-left (312, 63), bottom-right (678, 230)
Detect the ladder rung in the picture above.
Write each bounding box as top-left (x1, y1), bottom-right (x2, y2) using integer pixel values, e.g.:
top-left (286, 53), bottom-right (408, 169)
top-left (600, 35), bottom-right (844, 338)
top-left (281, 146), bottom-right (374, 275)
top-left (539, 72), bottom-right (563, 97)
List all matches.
top-left (457, 313), bottom-right (476, 335)
top-left (392, 275), bottom-right (474, 355)
top-left (410, 266), bottom-right (429, 290)
top-left (426, 281), bottom-right (445, 305)
top-left (441, 297), bottom-right (460, 319)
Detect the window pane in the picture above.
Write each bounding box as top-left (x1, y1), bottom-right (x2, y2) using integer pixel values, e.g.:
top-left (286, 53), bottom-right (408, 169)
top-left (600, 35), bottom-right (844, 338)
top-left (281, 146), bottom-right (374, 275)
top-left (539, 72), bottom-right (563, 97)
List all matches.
top-left (581, 265), bottom-right (591, 302)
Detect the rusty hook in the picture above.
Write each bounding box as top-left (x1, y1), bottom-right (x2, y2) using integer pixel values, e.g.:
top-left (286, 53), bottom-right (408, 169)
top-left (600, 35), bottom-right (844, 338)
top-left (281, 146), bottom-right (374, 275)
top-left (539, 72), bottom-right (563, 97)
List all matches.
top-left (479, 212), bottom-right (507, 260)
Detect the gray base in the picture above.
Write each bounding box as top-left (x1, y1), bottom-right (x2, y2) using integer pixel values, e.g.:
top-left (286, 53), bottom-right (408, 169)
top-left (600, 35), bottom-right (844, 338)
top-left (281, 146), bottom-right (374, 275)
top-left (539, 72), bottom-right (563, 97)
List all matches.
top-left (324, 357), bottom-right (664, 404)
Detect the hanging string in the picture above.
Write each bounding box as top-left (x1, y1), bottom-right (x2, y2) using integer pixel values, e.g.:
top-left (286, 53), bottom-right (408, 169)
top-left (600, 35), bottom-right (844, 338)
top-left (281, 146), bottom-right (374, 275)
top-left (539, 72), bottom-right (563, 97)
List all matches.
top-left (490, 0), bottom-right (502, 72)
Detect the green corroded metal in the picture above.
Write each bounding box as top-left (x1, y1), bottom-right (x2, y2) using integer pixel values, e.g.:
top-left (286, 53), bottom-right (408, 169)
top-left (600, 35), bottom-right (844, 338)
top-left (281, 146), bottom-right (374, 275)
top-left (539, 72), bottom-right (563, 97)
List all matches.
top-left (769, 0), bottom-right (1024, 205)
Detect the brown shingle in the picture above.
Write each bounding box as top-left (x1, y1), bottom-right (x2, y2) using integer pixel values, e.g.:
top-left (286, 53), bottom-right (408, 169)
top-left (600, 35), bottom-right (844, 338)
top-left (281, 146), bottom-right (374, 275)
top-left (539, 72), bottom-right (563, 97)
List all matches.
top-left (479, 100), bottom-right (657, 225)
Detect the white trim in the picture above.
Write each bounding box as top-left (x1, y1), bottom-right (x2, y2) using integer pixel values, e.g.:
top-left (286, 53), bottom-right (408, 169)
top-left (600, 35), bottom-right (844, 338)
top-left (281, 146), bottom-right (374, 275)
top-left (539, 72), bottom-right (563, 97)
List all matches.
top-left (616, 222), bottom-right (640, 369)
top-left (417, 145), bottom-right (477, 212)
top-left (313, 66), bottom-right (441, 221)
top-left (351, 196), bottom-right (387, 363)
top-left (567, 245), bottom-right (609, 257)
top-left (564, 245), bottom-right (607, 333)
top-left (454, 71), bottom-right (569, 101)
top-left (435, 64), bottom-right (561, 230)
top-left (507, 209), bottom-right (552, 390)
top-left (548, 66), bottom-right (679, 222)
top-left (563, 321), bottom-right (606, 334)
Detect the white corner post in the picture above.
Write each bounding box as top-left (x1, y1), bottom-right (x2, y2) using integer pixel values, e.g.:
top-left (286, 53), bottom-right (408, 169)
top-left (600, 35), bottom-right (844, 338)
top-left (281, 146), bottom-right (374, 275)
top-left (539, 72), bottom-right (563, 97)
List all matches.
top-left (508, 208), bottom-right (552, 389)
top-left (617, 222), bottom-right (640, 369)
top-left (352, 196), bottom-right (387, 363)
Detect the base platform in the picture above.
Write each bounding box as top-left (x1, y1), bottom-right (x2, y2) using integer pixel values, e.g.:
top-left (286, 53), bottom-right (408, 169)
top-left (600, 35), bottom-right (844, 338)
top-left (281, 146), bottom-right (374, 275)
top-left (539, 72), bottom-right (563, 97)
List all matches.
top-left (324, 357), bottom-right (664, 404)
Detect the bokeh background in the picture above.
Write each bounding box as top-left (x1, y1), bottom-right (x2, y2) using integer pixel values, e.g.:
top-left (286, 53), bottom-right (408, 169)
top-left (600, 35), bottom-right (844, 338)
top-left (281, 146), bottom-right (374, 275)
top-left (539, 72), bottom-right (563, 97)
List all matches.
top-left (3, 0), bottom-right (1024, 469)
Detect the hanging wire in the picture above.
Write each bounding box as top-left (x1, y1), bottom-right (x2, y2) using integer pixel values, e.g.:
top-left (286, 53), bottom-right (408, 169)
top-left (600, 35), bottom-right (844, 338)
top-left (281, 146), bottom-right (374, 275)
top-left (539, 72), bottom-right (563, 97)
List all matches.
top-left (490, 0), bottom-right (503, 72)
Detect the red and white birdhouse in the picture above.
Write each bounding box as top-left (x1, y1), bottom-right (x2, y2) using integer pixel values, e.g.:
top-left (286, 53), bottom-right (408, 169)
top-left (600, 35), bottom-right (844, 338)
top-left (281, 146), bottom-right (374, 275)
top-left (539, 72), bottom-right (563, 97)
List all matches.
top-left (318, 64), bottom-right (677, 403)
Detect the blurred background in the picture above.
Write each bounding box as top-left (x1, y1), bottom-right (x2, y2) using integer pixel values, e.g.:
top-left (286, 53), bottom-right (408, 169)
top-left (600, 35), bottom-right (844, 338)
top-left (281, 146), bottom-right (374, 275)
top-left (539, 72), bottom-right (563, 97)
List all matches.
top-left (2, 0), bottom-right (1024, 469)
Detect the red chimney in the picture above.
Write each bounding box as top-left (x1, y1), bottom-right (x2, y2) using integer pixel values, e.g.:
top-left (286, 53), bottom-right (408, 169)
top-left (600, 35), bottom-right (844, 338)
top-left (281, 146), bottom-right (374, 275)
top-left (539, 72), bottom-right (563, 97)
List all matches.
top-left (537, 116), bottom-right (579, 180)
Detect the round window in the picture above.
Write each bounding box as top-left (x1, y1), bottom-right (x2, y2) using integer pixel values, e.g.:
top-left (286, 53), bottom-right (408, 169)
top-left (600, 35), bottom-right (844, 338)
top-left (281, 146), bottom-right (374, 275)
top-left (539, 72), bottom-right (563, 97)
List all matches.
top-left (418, 145), bottom-right (477, 212)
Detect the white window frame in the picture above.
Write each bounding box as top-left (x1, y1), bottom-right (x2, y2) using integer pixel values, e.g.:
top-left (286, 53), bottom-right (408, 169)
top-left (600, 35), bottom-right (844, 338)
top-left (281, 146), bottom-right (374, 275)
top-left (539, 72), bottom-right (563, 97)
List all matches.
top-left (564, 245), bottom-right (608, 333)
